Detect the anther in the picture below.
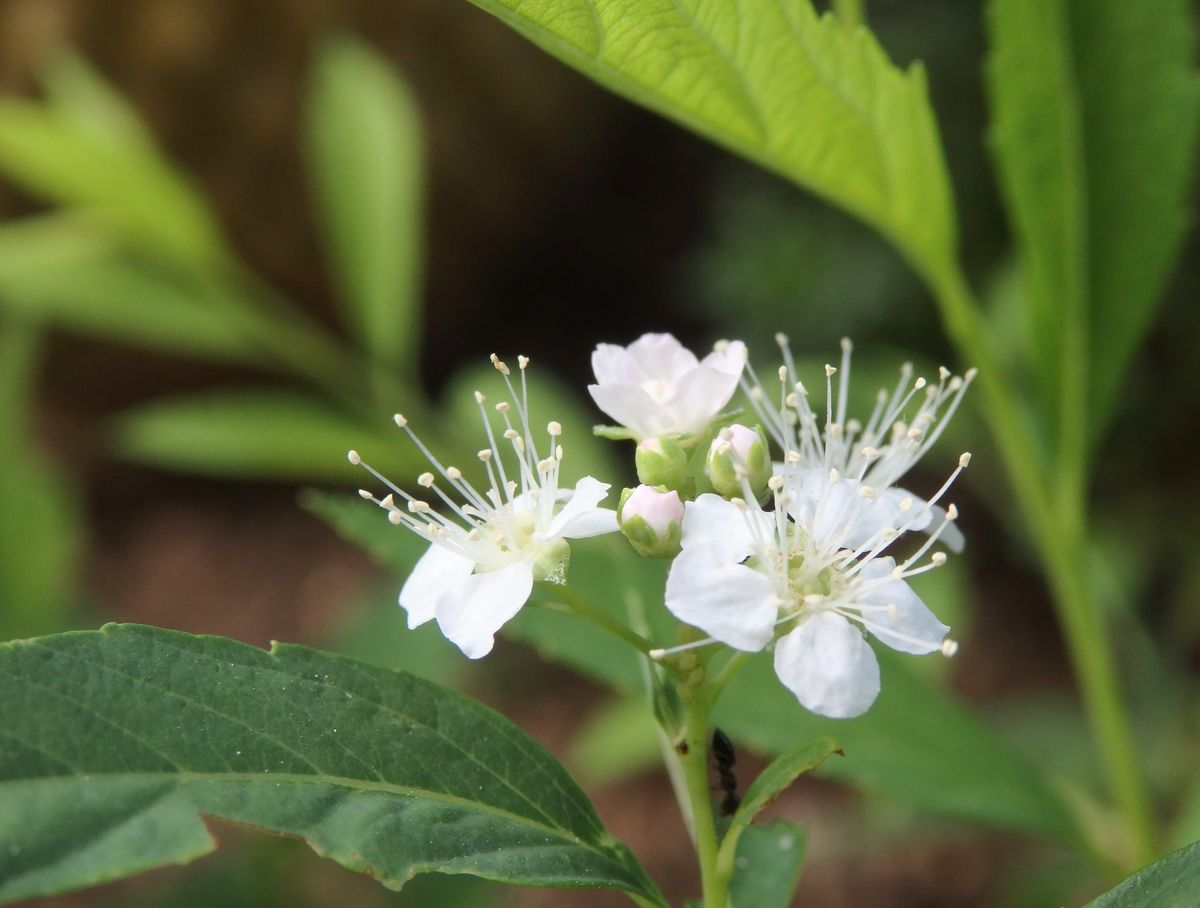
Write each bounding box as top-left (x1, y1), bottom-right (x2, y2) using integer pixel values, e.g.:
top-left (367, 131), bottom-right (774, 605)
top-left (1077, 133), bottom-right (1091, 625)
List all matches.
top-left (841, 337), bottom-right (853, 353)
top-left (446, 466), bottom-right (462, 480)
top-left (914, 377), bottom-right (927, 390)
top-left (931, 552), bottom-right (947, 566)
top-left (862, 446), bottom-right (880, 459)
top-left (388, 511), bottom-right (403, 525)
top-left (778, 366), bottom-right (788, 382)
top-left (503, 428), bottom-right (519, 440)
top-left (547, 421), bottom-right (562, 436)
top-left (518, 355), bottom-right (530, 370)
top-left (347, 450), bottom-right (362, 465)
top-left (964, 368), bottom-right (978, 381)
top-left (959, 452), bottom-right (972, 468)
top-left (824, 364), bottom-right (837, 378)
top-left (768, 475), bottom-right (785, 491)
top-left (490, 353), bottom-right (510, 375)
top-left (714, 339), bottom-right (730, 352)
top-left (418, 472), bottom-right (435, 488)
top-left (496, 401), bottom-right (510, 413)
top-left (785, 450), bottom-right (801, 463)
top-left (828, 469), bottom-right (841, 483)
top-left (946, 504), bottom-right (959, 520)
top-left (477, 449), bottom-right (492, 462)
top-left (473, 391), bottom-right (485, 404)
top-left (775, 332), bottom-right (789, 347)
top-left (940, 639), bottom-right (959, 657)
top-left (357, 489), bottom-right (372, 499)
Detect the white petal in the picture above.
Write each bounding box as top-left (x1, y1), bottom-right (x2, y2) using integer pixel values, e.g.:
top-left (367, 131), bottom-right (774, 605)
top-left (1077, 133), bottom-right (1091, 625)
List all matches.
top-left (774, 612), bottom-right (881, 718)
top-left (625, 332), bottom-right (698, 380)
top-left (853, 558), bottom-right (949, 655)
top-left (592, 343), bottom-right (647, 386)
top-left (398, 543), bottom-right (475, 629)
top-left (699, 339), bottom-right (747, 377)
top-left (539, 476), bottom-right (613, 540)
top-left (434, 558), bottom-right (534, 659)
top-left (664, 545), bottom-right (777, 651)
top-left (587, 382), bottom-right (671, 439)
top-left (555, 507), bottom-right (618, 539)
top-left (680, 494), bottom-right (767, 563)
top-left (662, 363), bottom-right (744, 435)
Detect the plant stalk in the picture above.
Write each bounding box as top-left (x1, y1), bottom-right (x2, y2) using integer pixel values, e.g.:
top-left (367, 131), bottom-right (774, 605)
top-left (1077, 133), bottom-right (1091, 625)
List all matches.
top-left (927, 263), bottom-right (1153, 867)
top-left (677, 681), bottom-right (731, 908)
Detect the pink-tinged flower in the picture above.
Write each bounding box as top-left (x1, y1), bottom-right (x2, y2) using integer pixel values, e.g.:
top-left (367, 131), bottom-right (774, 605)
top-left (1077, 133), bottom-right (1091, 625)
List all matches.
top-left (589, 333), bottom-right (747, 441)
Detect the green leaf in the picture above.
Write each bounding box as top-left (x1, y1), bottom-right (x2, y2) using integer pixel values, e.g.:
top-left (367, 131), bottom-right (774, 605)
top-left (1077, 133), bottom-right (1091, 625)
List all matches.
top-left (0, 624), bottom-right (665, 906)
top-left (730, 737), bottom-right (840, 829)
top-left (0, 320), bottom-right (81, 638)
top-left (305, 35), bottom-right (423, 372)
top-left (1084, 840), bottom-right (1200, 908)
top-left (0, 69), bottom-right (224, 268)
top-left (1070, 0), bottom-right (1200, 440)
top-left (727, 820), bottom-right (806, 908)
top-left (462, 0), bottom-right (957, 281)
top-left (40, 50), bottom-right (158, 153)
top-left (986, 0), bottom-right (1200, 444)
top-left (984, 0), bottom-right (1088, 439)
top-left (110, 389), bottom-right (419, 482)
top-left (714, 650), bottom-right (1083, 845)
top-left (0, 217), bottom-right (276, 363)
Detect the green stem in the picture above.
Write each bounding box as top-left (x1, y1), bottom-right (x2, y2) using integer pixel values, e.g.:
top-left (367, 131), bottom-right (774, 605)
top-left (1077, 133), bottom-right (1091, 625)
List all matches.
top-left (531, 582), bottom-right (659, 655)
top-left (927, 263), bottom-right (1153, 867)
top-left (678, 687), bottom-right (730, 908)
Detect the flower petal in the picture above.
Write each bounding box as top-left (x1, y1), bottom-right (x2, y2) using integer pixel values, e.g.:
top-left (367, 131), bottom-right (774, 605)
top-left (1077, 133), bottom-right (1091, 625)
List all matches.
top-left (680, 493), bottom-right (767, 563)
top-left (699, 339), bottom-right (748, 377)
top-left (664, 544), bottom-right (777, 651)
top-left (539, 476), bottom-right (613, 540)
top-left (662, 363), bottom-right (745, 435)
top-left (587, 382), bottom-right (671, 439)
top-left (398, 543), bottom-right (475, 629)
top-left (774, 612), bottom-right (881, 718)
top-left (853, 558), bottom-right (949, 655)
top-left (434, 558), bottom-right (534, 659)
top-left (625, 332), bottom-right (698, 380)
top-left (592, 343), bottom-right (648, 386)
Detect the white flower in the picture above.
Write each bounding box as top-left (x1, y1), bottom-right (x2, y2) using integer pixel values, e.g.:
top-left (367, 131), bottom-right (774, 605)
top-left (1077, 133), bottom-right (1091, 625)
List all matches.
top-left (658, 338), bottom-right (972, 718)
top-left (350, 354), bottom-right (618, 659)
top-left (742, 335), bottom-right (975, 552)
top-left (589, 333), bottom-right (747, 441)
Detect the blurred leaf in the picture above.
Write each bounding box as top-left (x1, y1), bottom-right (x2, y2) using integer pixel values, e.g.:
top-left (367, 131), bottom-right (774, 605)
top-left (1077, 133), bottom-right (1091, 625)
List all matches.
top-left (985, 0), bottom-right (1087, 432)
top-left (305, 35), bottom-right (423, 373)
top-left (568, 695), bottom-right (662, 786)
top-left (0, 320), bottom-right (81, 638)
top-left (0, 68), bottom-right (224, 267)
top-left (110, 389), bottom-right (415, 482)
top-left (986, 0), bottom-right (1200, 446)
top-left (1084, 840), bottom-right (1200, 908)
top-left (0, 625), bottom-right (666, 905)
top-left (463, 0), bottom-right (957, 282)
top-left (730, 737), bottom-right (840, 829)
top-left (301, 487), bottom-right (425, 575)
top-left (727, 820), bottom-right (806, 908)
top-left (714, 650), bottom-right (1083, 845)
top-left (0, 217), bottom-right (278, 363)
top-left (41, 50), bottom-right (157, 152)
top-left (1072, 0), bottom-right (1200, 442)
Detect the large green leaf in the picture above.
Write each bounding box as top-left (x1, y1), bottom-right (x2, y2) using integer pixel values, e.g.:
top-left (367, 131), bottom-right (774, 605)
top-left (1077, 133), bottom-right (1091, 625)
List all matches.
top-left (0, 624), bottom-right (665, 905)
top-left (0, 74), bottom-right (223, 268)
top-left (986, 0), bottom-right (1200, 445)
top-left (714, 650), bottom-right (1083, 845)
top-left (305, 36), bottom-right (424, 373)
top-left (1085, 840), bottom-right (1200, 908)
top-left (462, 0), bottom-right (956, 280)
top-left (110, 389), bottom-right (422, 482)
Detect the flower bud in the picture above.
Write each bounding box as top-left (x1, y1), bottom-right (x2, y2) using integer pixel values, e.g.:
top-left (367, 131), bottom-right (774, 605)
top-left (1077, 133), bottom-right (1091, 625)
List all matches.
top-left (706, 424), bottom-right (770, 499)
top-left (635, 435), bottom-right (690, 490)
top-left (618, 484), bottom-right (684, 558)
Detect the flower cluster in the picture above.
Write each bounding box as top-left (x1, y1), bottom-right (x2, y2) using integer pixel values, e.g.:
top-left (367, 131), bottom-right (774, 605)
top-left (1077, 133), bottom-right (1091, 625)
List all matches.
top-left (352, 333), bottom-right (972, 718)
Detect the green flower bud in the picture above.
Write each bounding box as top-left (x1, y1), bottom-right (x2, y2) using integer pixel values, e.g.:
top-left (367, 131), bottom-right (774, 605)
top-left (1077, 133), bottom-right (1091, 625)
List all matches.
top-left (635, 435), bottom-right (690, 490)
top-left (618, 484), bottom-right (684, 558)
top-left (706, 423), bottom-right (770, 499)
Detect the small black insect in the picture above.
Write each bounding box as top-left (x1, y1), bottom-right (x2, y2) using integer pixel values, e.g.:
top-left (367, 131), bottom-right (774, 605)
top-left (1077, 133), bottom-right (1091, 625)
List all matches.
top-left (711, 728), bottom-right (740, 816)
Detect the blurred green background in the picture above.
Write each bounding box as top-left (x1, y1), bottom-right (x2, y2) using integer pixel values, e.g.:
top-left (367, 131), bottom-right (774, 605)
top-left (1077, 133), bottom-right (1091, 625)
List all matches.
top-left (0, 1), bottom-right (1196, 906)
